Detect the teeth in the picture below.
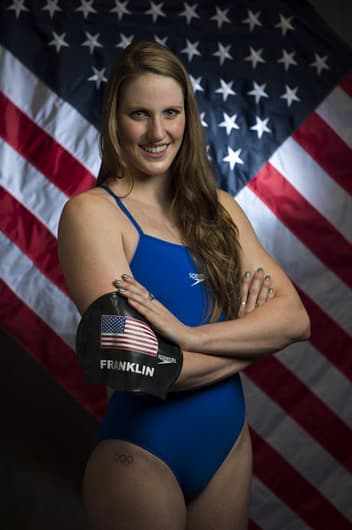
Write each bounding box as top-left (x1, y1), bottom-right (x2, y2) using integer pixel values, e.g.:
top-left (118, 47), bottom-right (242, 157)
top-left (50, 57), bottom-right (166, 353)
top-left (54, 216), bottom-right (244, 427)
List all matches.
top-left (142, 145), bottom-right (167, 153)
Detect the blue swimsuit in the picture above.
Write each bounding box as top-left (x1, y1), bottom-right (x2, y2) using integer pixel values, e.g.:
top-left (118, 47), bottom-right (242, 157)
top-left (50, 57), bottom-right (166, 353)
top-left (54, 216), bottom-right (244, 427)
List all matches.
top-left (94, 185), bottom-right (246, 501)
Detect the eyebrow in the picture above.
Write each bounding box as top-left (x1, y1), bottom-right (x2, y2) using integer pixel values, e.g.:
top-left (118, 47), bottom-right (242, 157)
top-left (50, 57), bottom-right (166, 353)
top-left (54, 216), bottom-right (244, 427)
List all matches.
top-left (126, 104), bottom-right (184, 111)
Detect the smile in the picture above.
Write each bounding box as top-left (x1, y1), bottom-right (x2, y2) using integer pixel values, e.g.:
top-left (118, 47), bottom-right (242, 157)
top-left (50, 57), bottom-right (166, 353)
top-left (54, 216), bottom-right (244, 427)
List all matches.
top-left (140, 144), bottom-right (168, 153)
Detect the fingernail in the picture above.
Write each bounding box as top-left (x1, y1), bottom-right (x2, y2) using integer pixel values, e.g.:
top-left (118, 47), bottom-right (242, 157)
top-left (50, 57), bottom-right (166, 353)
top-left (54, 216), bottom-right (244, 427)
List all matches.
top-left (118, 287), bottom-right (127, 293)
top-left (257, 267), bottom-right (263, 274)
top-left (244, 271), bottom-right (251, 278)
top-left (122, 274), bottom-right (130, 280)
top-left (265, 274), bottom-right (271, 282)
top-left (269, 288), bottom-right (274, 294)
top-left (113, 279), bottom-right (122, 286)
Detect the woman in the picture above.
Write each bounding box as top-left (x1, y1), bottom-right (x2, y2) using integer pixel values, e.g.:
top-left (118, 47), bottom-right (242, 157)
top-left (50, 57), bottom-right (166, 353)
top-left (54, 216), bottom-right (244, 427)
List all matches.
top-left (58, 41), bottom-right (310, 530)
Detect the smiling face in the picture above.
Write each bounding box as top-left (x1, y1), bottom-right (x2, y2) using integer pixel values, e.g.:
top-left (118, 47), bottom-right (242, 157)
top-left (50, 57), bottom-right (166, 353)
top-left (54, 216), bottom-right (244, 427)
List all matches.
top-left (116, 73), bottom-right (186, 182)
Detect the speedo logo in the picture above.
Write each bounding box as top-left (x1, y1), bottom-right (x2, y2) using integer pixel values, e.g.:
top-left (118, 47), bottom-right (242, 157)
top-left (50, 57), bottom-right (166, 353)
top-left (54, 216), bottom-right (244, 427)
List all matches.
top-left (189, 272), bottom-right (204, 286)
top-left (157, 354), bottom-right (177, 365)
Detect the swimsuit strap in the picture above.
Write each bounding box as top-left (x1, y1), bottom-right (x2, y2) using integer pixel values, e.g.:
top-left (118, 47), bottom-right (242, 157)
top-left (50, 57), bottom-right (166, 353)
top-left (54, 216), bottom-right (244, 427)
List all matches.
top-left (100, 185), bottom-right (144, 236)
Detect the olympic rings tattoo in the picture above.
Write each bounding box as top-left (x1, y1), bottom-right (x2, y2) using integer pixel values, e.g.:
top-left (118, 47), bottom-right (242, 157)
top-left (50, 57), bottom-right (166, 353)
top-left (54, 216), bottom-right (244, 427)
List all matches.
top-left (114, 453), bottom-right (134, 465)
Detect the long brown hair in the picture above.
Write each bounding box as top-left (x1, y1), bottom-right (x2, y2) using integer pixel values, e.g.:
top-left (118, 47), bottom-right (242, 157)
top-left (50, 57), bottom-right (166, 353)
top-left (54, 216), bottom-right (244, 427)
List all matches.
top-left (97, 40), bottom-right (242, 321)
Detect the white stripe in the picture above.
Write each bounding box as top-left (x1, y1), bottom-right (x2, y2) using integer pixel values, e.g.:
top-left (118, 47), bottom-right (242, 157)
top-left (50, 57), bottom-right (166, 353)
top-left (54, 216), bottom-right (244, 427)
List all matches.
top-left (126, 323), bottom-right (157, 340)
top-left (269, 137), bottom-right (352, 243)
top-left (0, 140), bottom-right (68, 237)
top-left (250, 476), bottom-right (310, 530)
top-left (280, 341), bottom-right (352, 428)
top-left (242, 374), bottom-right (352, 520)
top-left (0, 232), bottom-right (79, 348)
top-left (236, 186), bottom-right (352, 336)
top-left (316, 85), bottom-right (352, 148)
top-left (0, 45), bottom-right (100, 177)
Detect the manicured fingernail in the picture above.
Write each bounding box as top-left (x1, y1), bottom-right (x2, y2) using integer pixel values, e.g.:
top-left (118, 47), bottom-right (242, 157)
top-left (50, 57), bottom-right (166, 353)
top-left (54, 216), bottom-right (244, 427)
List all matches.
top-left (257, 267), bottom-right (263, 274)
top-left (244, 271), bottom-right (251, 278)
top-left (122, 274), bottom-right (130, 279)
top-left (113, 279), bottom-right (122, 286)
top-left (265, 275), bottom-right (271, 282)
top-left (118, 287), bottom-right (127, 293)
top-left (269, 288), bottom-right (274, 294)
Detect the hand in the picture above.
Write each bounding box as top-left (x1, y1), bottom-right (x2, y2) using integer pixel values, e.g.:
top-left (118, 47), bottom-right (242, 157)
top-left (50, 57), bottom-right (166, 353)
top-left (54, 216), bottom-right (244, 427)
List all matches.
top-left (238, 267), bottom-right (275, 318)
top-left (113, 274), bottom-right (193, 349)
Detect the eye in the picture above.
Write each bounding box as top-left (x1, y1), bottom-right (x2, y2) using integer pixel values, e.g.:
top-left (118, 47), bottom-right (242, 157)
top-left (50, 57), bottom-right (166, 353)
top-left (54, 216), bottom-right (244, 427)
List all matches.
top-left (164, 108), bottom-right (181, 118)
top-left (129, 110), bottom-right (147, 120)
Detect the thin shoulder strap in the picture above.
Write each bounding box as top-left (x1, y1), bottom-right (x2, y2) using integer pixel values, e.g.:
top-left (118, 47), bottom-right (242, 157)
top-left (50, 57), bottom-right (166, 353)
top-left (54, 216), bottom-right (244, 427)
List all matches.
top-left (100, 185), bottom-right (143, 236)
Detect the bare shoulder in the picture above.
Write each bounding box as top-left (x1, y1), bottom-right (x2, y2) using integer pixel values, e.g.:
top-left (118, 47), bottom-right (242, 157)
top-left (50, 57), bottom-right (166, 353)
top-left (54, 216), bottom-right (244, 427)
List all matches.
top-left (58, 186), bottom-right (130, 253)
top-left (58, 188), bottom-right (131, 314)
top-left (217, 188), bottom-right (251, 230)
top-left (59, 187), bottom-right (117, 233)
top-left (217, 187), bottom-right (270, 266)
top-left (217, 189), bottom-right (298, 295)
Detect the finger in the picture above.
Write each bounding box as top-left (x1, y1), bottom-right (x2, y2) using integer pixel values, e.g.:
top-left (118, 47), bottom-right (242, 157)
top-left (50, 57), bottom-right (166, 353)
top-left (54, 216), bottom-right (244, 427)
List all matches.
top-left (117, 275), bottom-right (151, 300)
top-left (238, 271), bottom-right (252, 317)
top-left (112, 275), bottom-right (186, 344)
top-left (119, 284), bottom-right (153, 307)
top-left (256, 274), bottom-right (272, 307)
top-left (113, 276), bottom-right (153, 311)
top-left (116, 286), bottom-right (162, 327)
top-left (117, 285), bottom-right (179, 341)
top-left (246, 267), bottom-right (264, 311)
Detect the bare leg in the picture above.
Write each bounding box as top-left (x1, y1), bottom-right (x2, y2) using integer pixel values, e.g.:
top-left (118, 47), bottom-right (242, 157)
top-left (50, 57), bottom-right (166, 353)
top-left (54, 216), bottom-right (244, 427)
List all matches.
top-left (83, 439), bottom-right (187, 530)
top-left (186, 422), bottom-right (252, 530)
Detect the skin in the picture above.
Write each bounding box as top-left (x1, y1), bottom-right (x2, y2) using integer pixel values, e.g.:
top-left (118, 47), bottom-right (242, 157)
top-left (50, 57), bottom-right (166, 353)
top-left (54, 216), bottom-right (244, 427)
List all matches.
top-left (58, 72), bottom-right (310, 530)
top-left (117, 74), bottom-right (185, 183)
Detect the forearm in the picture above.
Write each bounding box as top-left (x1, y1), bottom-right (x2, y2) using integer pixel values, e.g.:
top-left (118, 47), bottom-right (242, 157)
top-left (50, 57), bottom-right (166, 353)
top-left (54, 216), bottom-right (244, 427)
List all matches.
top-left (171, 351), bottom-right (252, 392)
top-left (184, 296), bottom-right (310, 358)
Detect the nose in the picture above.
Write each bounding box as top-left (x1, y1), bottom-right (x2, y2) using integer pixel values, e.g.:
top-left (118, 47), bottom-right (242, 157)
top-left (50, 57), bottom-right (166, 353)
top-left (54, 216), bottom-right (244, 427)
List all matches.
top-left (147, 115), bottom-right (165, 142)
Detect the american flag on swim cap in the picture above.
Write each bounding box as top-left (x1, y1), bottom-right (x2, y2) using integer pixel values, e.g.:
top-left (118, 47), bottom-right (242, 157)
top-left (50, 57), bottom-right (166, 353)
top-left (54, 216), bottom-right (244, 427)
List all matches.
top-left (100, 315), bottom-right (158, 357)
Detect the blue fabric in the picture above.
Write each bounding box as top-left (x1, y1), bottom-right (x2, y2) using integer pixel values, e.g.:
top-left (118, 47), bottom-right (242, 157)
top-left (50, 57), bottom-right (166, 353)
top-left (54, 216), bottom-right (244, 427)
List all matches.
top-left (95, 185), bottom-right (246, 500)
top-left (95, 377), bottom-right (245, 501)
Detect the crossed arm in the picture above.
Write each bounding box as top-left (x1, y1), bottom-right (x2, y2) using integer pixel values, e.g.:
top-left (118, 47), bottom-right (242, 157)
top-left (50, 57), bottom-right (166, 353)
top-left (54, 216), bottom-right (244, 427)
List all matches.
top-left (112, 192), bottom-right (310, 390)
top-left (58, 189), bottom-right (310, 393)
top-left (114, 191), bottom-right (310, 354)
top-left (115, 266), bottom-right (309, 391)
top-left (172, 272), bottom-right (275, 391)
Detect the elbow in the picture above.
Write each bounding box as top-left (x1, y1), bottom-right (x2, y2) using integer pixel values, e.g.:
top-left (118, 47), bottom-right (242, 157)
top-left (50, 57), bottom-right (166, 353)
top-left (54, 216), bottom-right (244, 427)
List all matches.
top-left (303, 311), bottom-right (311, 340)
top-left (293, 305), bottom-right (311, 342)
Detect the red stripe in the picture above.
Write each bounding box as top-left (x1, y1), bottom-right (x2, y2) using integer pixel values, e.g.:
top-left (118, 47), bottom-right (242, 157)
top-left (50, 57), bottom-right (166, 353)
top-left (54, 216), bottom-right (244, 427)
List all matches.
top-left (340, 71), bottom-right (352, 98)
top-left (292, 112), bottom-right (352, 194)
top-left (295, 285), bottom-right (352, 381)
top-left (0, 280), bottom-right (106, 419)
top-left (248, 163), bottom-right (352, 287)
top-left (251, 428), bottom-right (352, 529)
top-left (246, 356), bottom-right (352, 472)
top-left (0, 91), bottom-right (95, 196)
top-left (0, 188), bottom-right (68, 294)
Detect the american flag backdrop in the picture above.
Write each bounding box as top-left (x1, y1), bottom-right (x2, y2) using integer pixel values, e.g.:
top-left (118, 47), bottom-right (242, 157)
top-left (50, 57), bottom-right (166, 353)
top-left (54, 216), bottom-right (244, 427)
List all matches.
top-left (0, 1), bottom-right (351, 529)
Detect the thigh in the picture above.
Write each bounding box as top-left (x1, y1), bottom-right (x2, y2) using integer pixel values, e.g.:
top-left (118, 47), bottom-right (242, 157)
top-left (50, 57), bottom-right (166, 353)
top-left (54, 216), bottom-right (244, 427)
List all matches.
top-left (186, 422), bottom-right (252, 530)
top-left (83, 439), bottom-right (187, 530)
